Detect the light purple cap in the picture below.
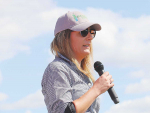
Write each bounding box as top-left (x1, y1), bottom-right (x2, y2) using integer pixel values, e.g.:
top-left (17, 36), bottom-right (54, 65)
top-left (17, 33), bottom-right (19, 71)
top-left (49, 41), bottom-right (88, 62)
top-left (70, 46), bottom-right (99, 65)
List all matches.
top-left (54, 11), bottom-right (101, 36)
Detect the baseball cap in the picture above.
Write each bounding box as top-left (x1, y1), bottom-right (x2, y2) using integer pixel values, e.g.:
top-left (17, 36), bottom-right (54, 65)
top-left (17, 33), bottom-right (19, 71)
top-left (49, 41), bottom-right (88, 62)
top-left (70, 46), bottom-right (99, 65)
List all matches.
top-left (54, 11), bottom-right (101, 36)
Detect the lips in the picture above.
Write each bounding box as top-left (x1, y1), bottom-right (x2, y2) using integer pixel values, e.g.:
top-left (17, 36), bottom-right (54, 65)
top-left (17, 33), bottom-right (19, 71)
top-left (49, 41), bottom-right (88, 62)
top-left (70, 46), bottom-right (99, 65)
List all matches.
top-left (83, 45), bottom-right (89, 47)
top-left (83, 44), bottom-right (90, 47)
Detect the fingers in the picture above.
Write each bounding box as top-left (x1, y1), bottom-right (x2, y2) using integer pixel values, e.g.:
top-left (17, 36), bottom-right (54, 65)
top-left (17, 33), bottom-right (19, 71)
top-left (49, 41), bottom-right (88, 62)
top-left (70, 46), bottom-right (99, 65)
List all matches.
top-left (102, 72), bottom-right (114, 84)
top-left (103, 71), bottom-right (109, 77)
top-left (110, 78), bottom-right (114, 84)
top-left (95, 71), bottom-right (115, 95)
top-left (109, 83), bottom-right (114, 87)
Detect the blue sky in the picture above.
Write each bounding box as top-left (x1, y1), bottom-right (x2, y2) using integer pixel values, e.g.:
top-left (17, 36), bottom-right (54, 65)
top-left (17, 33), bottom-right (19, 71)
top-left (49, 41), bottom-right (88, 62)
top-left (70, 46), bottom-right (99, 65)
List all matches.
top-left (0, 0), bottom-right (150, 113)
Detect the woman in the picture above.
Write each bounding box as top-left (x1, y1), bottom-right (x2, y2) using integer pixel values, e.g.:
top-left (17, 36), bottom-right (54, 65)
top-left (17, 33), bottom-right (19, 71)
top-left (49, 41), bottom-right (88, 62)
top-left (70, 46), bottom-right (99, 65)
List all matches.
top-left (41, 11), bottom-right (114, 113)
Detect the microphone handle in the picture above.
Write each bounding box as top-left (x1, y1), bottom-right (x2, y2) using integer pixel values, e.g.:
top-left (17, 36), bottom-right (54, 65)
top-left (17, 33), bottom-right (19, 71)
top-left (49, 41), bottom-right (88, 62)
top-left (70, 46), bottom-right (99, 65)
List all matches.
top-left (98, 70), bottom-right (119, 104)
top-left (108, 87), bottom-right (119, 104)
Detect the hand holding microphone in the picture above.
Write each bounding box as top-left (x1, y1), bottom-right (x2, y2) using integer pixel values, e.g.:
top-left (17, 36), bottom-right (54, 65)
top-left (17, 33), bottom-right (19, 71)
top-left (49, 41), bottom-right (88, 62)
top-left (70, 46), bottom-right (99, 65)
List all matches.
top-left (93, 61), bottom-right (119, 104)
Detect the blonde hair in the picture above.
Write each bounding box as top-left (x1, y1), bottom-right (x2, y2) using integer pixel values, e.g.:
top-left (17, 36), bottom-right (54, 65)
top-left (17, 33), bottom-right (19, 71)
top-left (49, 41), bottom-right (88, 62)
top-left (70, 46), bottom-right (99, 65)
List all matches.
top-left (51, 29), bottom-right (95, 83)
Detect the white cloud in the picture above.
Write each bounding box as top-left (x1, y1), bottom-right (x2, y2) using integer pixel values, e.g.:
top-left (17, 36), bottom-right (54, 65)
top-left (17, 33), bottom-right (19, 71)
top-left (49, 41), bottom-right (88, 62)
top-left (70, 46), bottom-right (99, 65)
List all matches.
top-left (25, 110), bottom-right (32, 113)
top-left (105, 96), bottom-right (150, 113)
top-left (0, 70), bottom-right (2, 84)
top-left (0, 0), bottom-right (59, 62)
top-left (125, 78), bottom-right (150, 94)
top-left (0, 93), bottom-right (8, 101)
top-left (125, 69), bottom-right (150, 94)
top-left (0, 0), bottom-right (81, 62)
top-left (41, 7), bottom-right (150, 70)
top-left (0, 90), bottom-right (45, 110)
top-left (85, 8), bottom-right (150, 68)
top-left (128, 70), bottom-right (146, 78)
top-left (0, 71), bottom-right (8, 102)
top-left (1, 0), bottom-right (150, 69)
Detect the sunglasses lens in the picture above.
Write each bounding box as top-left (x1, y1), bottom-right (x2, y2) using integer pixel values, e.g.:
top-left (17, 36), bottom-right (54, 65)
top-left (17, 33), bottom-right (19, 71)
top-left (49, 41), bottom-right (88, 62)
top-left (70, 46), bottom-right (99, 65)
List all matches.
top-left (90, 29), bottom-right (96, 38)
top-left (80, 29), bottom-right (96, 38)
top-left (80, 29), bottom-right (88, 37)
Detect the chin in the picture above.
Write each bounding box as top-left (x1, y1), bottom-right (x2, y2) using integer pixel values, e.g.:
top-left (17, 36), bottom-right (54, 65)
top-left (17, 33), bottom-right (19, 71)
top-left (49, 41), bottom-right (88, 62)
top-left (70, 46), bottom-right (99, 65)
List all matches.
top-left (83, 51), bottom-right (90, 56)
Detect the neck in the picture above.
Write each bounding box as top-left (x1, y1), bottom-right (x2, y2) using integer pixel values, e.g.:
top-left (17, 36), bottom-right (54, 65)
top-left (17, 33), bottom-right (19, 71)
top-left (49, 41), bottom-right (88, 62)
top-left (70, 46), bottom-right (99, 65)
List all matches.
top-left (76, 59), bottom-right (82, 68)
top-left (74, 55), bottom-right (84, 69)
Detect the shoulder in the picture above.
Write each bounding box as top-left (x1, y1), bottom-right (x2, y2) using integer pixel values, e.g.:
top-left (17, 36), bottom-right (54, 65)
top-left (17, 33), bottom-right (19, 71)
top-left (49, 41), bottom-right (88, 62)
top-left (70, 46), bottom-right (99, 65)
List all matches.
top-left (42, 58), bottom-right (71, 86)
top-left (47, 57), bottom-right (71, 72)
top-left (42, 57), bottom-right (72, 85)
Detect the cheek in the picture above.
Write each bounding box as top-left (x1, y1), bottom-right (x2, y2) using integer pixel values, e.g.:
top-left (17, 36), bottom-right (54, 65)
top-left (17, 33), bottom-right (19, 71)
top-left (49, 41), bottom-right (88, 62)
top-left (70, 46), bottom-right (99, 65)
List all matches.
top-left (70, 32), bottom-right (82, 52)
top-left (71, 40), bottom-right (79, 52)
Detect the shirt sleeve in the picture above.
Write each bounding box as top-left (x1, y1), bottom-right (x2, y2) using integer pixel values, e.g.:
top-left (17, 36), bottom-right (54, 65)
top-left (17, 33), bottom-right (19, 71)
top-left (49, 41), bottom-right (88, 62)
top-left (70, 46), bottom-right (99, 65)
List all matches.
top-left (41, 64), bottom-right (73, 113)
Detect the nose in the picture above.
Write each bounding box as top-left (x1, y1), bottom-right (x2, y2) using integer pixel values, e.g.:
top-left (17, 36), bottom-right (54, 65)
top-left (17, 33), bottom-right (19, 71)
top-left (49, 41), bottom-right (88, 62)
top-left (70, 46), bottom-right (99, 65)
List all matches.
top-left (86, 32), bottom-right (93, 40)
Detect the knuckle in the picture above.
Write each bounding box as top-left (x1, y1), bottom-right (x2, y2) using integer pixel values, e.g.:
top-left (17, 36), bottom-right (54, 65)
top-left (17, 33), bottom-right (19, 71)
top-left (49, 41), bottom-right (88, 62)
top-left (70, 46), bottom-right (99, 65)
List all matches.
top-left (100, 76), bottom-right (103, 79)
top-left (107, 85), bottom-right (110, 88)
top-left (108, 84), bottom-right (112, 88)
top-left (111, 83), bottom-right (114, 87)
top-left (105, 71), bottom-right (109, 75)
top-left (107, 80), bottom-right (110, 84)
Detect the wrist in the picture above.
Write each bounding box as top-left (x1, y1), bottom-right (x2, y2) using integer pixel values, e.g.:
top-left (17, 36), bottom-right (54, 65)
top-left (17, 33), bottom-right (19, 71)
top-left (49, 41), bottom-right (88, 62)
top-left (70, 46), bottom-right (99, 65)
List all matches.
top-left (91, 86), bottom-right (101, 97)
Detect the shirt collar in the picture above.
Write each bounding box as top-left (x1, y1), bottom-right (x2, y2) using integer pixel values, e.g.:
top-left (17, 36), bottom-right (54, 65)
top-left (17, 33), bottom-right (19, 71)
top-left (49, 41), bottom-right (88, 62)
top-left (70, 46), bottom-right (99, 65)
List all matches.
top-left (57, 52), bottom-right (92, 83)
top-left (57, 52), bottom-right (74, 65)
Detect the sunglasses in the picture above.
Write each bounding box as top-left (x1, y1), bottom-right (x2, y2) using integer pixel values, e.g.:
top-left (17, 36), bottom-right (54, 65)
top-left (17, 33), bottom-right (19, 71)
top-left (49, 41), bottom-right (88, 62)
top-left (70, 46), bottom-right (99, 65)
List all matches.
top-left (80, 28), bottom-right (96, 38)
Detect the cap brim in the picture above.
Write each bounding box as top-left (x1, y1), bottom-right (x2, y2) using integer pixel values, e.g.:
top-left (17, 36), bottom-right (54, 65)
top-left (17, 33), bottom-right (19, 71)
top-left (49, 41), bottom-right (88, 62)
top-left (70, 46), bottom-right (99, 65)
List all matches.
top-left (70, 22), bottom-right (101, 31)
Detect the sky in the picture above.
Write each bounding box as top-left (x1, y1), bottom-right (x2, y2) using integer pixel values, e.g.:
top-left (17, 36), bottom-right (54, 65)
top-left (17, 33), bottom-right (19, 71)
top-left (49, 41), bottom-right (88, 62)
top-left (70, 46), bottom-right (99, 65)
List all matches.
top-left (0, 0), bottom-right (150, 113)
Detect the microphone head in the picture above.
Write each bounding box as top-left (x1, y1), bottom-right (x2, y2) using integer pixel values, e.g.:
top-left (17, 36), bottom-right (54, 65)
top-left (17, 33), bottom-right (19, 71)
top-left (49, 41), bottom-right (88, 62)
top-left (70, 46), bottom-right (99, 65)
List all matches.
top-left (94, 61), bottom-right (104, 72)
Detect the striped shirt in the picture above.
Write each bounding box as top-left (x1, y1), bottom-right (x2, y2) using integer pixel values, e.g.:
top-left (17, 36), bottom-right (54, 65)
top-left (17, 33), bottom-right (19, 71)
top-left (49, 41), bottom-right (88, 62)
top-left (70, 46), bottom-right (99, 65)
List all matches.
top-left (41, 53), bottom-right (100, 113)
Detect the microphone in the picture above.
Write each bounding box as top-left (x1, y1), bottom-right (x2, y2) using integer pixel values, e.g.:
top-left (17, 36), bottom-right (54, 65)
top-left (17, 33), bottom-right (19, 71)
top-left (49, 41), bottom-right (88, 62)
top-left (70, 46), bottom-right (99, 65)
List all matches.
top-left (94, 61), bottom-right (119, 104)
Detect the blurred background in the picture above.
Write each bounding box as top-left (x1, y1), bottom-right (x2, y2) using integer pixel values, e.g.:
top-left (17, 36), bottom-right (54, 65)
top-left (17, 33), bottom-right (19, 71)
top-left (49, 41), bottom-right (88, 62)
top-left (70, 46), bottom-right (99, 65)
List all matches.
top-left (0, 0), bottom-right (150, 113)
